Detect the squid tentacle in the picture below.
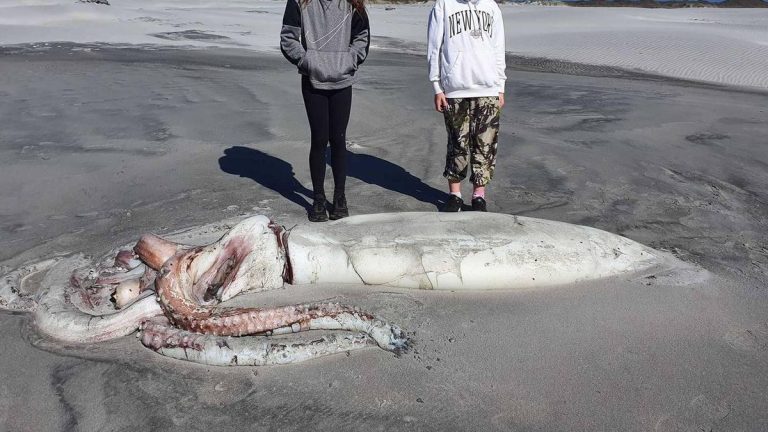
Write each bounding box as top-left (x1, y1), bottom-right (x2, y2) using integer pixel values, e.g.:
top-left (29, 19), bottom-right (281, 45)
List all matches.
top-left (34, 286), bottom-right (163, 344)
top-left (151, 233), bottom-right (411, 359)
top-left (140, 316), bottom-right (378, 366)
top-left (9, 216), bottom-right (410, 364)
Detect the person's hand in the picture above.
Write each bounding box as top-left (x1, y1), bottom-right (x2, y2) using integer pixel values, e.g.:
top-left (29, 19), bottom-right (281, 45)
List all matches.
top-left (498, 93), bottom-right (505, 109)
top-left (435, 93), bottom-right (448, 112)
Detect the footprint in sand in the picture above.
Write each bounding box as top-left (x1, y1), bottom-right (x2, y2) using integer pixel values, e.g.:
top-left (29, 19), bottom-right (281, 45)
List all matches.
top-left (1, 258), bottom-right (61, 311)
top-left (724, 324), bottom-right (768, 353)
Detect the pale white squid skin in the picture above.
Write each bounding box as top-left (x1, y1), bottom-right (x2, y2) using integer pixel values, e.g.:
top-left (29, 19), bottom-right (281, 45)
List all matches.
top-left (34, 292), bottom-right (163, 344)
top-left (1, 212), bottom-right (685, 366)
top-left (28, 254), bottom-right (166, 344)
top-left (285, 212), bottom-right (666, 291)
top-left (0, 254), bottom-right (164, 344)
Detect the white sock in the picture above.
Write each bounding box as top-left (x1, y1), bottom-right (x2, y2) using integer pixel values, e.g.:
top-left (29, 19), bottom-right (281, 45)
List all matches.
top-left (450, 191), bottom-right (462, 199)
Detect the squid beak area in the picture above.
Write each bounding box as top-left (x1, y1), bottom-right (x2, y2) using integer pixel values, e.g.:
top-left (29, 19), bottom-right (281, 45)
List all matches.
top-left (202, 257), bottom-right (236, 303)
top-left (192, 237), bottom-right (251, 304)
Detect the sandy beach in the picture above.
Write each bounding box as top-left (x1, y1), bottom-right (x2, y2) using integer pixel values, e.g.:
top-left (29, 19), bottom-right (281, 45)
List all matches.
top-left (1, 1), bottom-right (768, 431)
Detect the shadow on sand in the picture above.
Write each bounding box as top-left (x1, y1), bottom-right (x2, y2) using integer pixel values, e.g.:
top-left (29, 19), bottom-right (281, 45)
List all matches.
top-left (219, 146), bottom-right (447, 211)
top-left (219, 146), bottom-right (313, 211)
top-left (345, 150), bottom-right (446, 210)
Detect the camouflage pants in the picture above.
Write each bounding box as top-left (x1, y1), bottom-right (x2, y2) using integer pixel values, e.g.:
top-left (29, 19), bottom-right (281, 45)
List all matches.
top-left (442, 96), bottom-right (500, 186)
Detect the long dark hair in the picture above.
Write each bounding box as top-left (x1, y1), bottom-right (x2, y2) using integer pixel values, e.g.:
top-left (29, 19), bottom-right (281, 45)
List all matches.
top-left (348, 0), bottom-right (365, 13)
top-left (301, 0), bottom-right (366, 14)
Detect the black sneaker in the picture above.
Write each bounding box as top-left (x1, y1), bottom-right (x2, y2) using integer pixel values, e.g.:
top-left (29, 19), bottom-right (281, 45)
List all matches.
top-left (308, 197), bottom-right (328, 222)
top-left (471, 197), bottom-right (487, 212)
top-left (329, 194), bottom-right (349, 220)
top-left (443, 195), bottom-right (463, 212)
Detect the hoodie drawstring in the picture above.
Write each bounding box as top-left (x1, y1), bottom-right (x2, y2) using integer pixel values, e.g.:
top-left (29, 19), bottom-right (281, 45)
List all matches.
top-left (468, 0), bottom-right (484, 41)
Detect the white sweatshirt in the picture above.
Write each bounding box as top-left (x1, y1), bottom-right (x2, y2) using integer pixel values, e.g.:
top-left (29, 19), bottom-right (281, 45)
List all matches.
top-left (428, 0), bottom-right (506, 98)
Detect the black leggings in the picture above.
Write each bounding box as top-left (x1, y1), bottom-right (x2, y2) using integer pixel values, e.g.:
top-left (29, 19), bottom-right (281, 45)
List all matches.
top-left (301, 76), bottom-right (352, 200)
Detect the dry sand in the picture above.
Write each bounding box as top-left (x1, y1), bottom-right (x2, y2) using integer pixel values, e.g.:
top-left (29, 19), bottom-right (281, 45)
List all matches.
top-left (1, 44), bottom-right (767, 431)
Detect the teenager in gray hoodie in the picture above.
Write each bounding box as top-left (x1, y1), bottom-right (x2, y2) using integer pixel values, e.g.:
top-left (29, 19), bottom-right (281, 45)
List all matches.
top-left (280, 0), bottom-right (370, 222)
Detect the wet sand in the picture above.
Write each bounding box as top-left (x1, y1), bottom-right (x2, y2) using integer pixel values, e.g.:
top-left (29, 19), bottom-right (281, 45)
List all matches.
top-left (1, 45), bottom-right (767, 431)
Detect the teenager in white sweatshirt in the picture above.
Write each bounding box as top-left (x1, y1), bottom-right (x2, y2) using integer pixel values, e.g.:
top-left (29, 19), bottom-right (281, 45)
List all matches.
top-left (427, 0), bottom-right (506, 212)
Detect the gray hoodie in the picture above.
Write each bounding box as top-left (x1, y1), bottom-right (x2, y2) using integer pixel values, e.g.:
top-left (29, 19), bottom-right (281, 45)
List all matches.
top-left (280, 0), bottom-right (370, 90)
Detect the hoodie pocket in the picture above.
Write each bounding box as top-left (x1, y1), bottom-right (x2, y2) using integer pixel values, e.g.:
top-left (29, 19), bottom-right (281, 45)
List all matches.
top-left (302, 49), bottom-right (356, 83)
top-left (443, 51), bottom-right (463, 79)
top-left (444, 48), bottom-right (497, 91)
top-left (298, 51), bottom-right (311, 75)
